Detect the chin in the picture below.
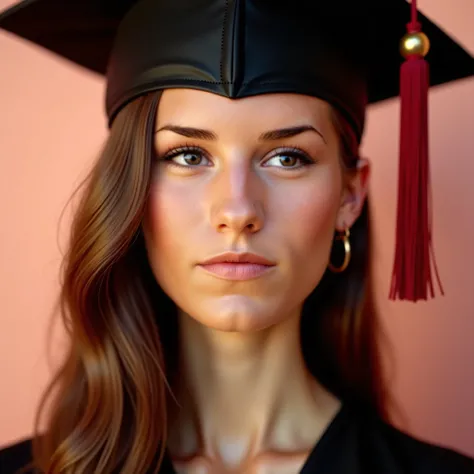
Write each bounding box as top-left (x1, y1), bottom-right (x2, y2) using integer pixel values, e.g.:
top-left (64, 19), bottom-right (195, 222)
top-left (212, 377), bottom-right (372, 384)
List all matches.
top-left (187, 295), bottom-right (286, 333)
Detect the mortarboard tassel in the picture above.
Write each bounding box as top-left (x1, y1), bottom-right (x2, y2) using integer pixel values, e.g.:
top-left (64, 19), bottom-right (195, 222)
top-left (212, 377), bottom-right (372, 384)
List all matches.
top-left (389, 0), bottom-right (444, 301)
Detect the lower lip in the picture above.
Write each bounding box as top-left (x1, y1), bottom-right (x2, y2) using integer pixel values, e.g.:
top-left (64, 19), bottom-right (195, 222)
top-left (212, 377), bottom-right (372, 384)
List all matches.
top-left (198, 263), bottom-right (275, 280)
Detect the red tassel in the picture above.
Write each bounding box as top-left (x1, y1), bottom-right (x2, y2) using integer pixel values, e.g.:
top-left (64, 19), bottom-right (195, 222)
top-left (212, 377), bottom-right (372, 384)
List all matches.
top-left (389, 0), bottom-right (444, 302)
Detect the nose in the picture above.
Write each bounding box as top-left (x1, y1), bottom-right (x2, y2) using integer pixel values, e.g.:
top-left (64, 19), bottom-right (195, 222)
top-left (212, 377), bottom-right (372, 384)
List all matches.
top-left (209, 164), bottom-right (264, 235)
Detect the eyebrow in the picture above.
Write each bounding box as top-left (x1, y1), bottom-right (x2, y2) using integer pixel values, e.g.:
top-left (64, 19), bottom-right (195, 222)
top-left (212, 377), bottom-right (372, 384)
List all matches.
top-left (155, 124), bottom-right (326, 143)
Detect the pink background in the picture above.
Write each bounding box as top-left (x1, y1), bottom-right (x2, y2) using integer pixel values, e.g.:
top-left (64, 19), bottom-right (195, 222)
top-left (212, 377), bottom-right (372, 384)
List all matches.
top-left (1, 0), bottom-right (473, 457)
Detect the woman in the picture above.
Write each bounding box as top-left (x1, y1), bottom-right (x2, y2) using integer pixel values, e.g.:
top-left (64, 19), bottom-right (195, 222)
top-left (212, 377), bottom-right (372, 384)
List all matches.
top-left (0, 0), bottom-right (473, 473)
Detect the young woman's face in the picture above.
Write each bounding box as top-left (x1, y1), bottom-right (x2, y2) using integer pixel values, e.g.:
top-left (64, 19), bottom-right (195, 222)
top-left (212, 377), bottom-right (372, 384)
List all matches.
top-left (143, 89), bottom-right (368, 332)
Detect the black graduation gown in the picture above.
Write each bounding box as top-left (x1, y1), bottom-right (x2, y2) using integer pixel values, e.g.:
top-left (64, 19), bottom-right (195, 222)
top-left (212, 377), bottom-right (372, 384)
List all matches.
top-left (1, 403), bottom-right (473, 473)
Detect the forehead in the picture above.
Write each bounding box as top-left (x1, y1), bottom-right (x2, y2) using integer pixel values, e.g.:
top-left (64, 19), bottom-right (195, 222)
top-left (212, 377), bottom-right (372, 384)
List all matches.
top-left (156, 89), bottom-right (333, 131)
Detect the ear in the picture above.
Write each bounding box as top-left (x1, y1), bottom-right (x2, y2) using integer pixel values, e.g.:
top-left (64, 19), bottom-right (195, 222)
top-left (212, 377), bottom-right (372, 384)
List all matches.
top-left (335, 158), bottom-right (370, 231)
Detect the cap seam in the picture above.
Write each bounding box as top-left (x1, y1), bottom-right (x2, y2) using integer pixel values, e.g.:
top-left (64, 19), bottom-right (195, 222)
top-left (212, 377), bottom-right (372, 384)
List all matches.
top-left (219, 0), bottom-right (229, 83)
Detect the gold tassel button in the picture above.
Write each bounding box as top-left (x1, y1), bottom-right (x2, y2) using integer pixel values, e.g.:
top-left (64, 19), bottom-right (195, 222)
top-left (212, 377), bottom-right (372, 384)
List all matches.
top-left (400, 31), bottom-right (430, 58)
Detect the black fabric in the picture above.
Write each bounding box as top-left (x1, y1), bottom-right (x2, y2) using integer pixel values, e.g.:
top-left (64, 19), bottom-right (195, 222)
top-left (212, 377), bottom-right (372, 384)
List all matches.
top-left (2, 404), bottom-right (473, 473)
top-left (0, 438), bottom-right (36, 474)
top-left (0, 0), bottom-right (473, 135)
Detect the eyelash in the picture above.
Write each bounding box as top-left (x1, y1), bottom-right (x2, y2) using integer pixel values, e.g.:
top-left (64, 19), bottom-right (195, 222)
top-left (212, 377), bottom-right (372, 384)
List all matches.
top-left (158, 143), bottom-right (316, 170)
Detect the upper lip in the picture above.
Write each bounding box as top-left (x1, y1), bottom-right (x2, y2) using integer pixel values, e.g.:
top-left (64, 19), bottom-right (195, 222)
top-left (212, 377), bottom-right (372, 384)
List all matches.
top-left (199, 252), bottom-right (276, 266)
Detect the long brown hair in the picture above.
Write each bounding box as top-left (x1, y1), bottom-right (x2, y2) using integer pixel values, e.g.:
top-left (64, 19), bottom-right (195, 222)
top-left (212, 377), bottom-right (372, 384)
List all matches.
top-left (24, 91), bottom-right (392, 473)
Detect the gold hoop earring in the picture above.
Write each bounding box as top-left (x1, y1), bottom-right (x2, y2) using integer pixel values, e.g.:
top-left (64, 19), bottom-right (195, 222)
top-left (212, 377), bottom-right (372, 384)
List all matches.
top-left (328, 228), bottom-right (351, 273)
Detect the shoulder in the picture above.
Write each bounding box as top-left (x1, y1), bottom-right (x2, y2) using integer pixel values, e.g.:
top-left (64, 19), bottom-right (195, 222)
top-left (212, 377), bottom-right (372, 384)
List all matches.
top-left (363, 411), bottom-right (474, 474)
top-left (0, 438), bottom-right (35, 474)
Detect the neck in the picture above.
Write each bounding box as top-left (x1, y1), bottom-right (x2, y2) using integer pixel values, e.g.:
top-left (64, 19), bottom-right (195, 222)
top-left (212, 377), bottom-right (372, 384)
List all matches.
top-left (167, 307), bottom-right (342, 466)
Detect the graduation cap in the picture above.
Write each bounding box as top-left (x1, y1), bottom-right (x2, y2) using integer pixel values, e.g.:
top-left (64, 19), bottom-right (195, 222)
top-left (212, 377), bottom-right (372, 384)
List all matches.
top-left (1, 0), bottom-right (473, 302)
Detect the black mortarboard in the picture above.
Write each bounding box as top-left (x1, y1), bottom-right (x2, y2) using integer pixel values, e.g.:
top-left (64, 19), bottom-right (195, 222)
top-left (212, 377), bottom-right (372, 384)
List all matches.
top-left (1, 0), bottom-right (473, 302)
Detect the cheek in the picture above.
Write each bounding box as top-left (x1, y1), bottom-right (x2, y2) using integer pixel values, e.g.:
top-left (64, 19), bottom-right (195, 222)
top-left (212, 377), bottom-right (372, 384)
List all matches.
top-left (295, 195), bottom-right (338, 253)
top-left (143, 179), bottom-right (198, 284)
top-left (273, 167), bottom-right (342, 292)
top-left (278, 169), bottom-right (342, 249)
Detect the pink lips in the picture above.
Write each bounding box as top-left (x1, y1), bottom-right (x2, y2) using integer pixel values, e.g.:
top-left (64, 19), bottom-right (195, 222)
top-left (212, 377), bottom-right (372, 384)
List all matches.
top-left (198, 252), bottom-right (276, 281)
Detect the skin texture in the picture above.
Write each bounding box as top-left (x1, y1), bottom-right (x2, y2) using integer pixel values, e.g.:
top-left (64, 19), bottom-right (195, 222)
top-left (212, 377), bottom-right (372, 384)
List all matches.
top-left (142, 89), bottom-right (370, 473)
